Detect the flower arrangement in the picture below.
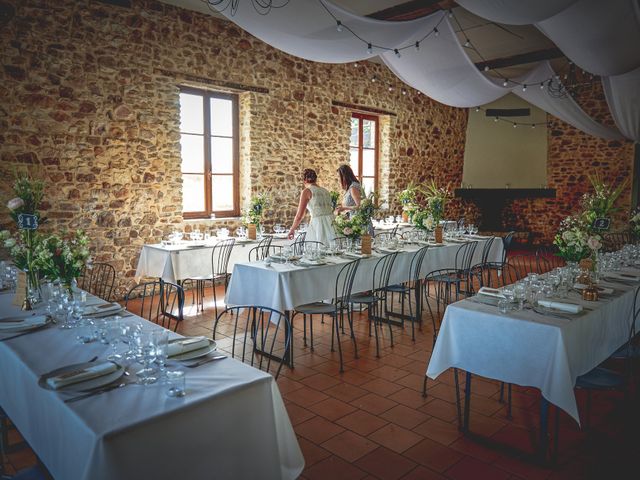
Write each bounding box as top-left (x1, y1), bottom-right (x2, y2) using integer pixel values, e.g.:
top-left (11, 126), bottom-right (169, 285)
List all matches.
top-left (1, 174), bottom-right (46, 298)
top-left (397, 183), bottom-right (419, 217)
top-left (553, 215), bottom-right (602, 263)
top-left (421, 180), bottom-right (451, 224)
top-left (330, 191), bottom-right (340, 210)
top-left (580, 174), bottom-right (627, 227)
top-left (333, 192), bottom-right (378, 240)
top-left (411, 209), bottom-right (435, 231)
top-left (33, 230), bottom-right (91, 292)
top-left (243, 193), bottom-right (269, 228)
top-left (631, 207), bottom-right (640, 237)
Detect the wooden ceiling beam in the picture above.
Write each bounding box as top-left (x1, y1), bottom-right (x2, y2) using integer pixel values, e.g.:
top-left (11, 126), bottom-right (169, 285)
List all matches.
top-left (475, 47), bottom-right (564, 70)
top-left (367, 0), bottom-right (446, 21)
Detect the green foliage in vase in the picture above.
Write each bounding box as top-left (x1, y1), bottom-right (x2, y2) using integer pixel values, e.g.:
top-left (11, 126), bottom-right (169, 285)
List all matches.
top-left (243, 193), bottom-right (269, 227)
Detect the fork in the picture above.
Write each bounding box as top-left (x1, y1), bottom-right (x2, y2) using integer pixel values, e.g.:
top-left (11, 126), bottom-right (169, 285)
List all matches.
top-left (184, 354), bottom-right (227, 368)
top-left (64, 380), bottom-right (134, 403)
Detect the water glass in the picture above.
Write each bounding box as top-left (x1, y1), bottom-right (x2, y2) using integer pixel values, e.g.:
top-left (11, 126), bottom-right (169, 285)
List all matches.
top-left (154, 330), bottom-right (169, 382)
top-left (166, 370), bottom-right (186, 397)
top-left (76, 318), bottom-right (96, 344)
top-left (497, 298), bottom-right (510, 314)
top-left (136, 331), bottom-right (159, 385)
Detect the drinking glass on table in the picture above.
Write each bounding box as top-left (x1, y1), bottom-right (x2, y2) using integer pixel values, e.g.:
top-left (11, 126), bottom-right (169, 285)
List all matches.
top-left (282, 245), bottom-right (293, 264)
top-left (153, 330), bottom-right (169, 383)
top-left (136, 330), bottom-right (159, 385)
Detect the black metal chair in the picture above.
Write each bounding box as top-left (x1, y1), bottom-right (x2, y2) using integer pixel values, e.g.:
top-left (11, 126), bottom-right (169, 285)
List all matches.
top-left (501, 231), bottom-right (515, 263)
top-left (124, 280), bottom-right (184, 331)
top-left (508, 253), bottom-right (539, 278)
top-left (213, 306), bottom-right (291, 379)
top-left (536, 246), bottom-right (564, 273)
top-left (385, 245), bottom-right (429, 341)
top-left (183, 238), bottom-right (235, 315)
top-left (83, 262), bottom-right (116, 301)
top-left (248, 244), bottom-right (282, 262)
top-left (292, 259), bottom-right (361, 372)
top-left (603, 232), bottom-right (631, 252)
top-left (291, 240), bottom-right (324, 257)
top-left (349, 252), bottom-right (399, 358)
top-left (247, 235), bottom-right (274, 261)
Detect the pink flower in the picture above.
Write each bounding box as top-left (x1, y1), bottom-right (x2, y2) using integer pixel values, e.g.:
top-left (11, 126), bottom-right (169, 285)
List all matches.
top-left (7, 197), bottom-right (24, 210)
top-left (587, 236), bottom-right (602, 251)
top-left (343, 227), bottom-right (353, 236)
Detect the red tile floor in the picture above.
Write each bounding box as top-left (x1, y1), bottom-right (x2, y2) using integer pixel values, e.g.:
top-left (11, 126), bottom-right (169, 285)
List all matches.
top-left (3, 284), bottom-right (639, 479)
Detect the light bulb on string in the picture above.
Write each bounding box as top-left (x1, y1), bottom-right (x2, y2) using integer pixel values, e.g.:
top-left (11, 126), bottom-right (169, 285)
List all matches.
top-left (388, 85), bottom-right (393, 92)
top-left (540, 82), bottom-right (544, 89)
top-left (502, 79), bottom-right (509, 87)
top-left (531, 124), bottom-right (536, 129)
top-left (522, 84), bottom-right (527, 92)
top-left (464, 39), bottom-right (470, 48)
top-left (414, 41), bottom-right (420, 51)
top-left (484, 65), bottom-right (489, 72)
top-left (394, 49), bottom-right (401, 58)
top-left (513, 123), bottom-right (517, 128)
top-left (494, 117), bottom-right (498, 122)
top-left (354, 62), bottom-right (359, 68)
top-left (336, 21), bottom-right (343, 32)
top-left (434, 28), bottom-right (439, 37)
top-left (448, 9), bottom-right (453, 18)
top-left (475, 107), bottom-right (480, 112)
top-left (401, 88), bottom-right (407, 95)
top-left (367, 43), bottom-right (373, 55)
top-left (371, 76), bottom-right (376, 83)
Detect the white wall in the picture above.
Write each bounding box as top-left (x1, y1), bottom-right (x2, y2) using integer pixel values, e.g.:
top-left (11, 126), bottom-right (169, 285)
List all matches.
top-left (462, 94), bottom-right (547, 188)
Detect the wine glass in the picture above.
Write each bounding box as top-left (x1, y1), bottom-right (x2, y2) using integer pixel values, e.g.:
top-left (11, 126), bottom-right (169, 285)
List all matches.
top-left (282, 246), bottom-right (293, 264)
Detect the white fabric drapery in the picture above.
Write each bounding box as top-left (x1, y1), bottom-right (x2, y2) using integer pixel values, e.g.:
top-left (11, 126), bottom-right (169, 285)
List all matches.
top-left (208, 0), bottom-right (630, 140)
top-left (603, 67), bottom-right (640, 142)
top-left (458, 0), bottom-right (640, 77)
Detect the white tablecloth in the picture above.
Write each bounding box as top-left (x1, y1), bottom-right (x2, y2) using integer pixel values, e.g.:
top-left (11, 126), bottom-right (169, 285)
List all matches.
top-left (0, 292), bottom-right (303, 480)
top-left (226, 237), bottom-right (502, 312)
top-left (135, 236), bottom-right (290, 283)
top-left (427, 276), bottom-right (638, 425)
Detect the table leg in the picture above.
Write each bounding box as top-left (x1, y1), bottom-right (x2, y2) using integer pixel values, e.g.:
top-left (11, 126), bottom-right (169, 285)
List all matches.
top-left (463, 371), bottom-right (472, 433)
top-left (538, 396), bottom-right (550, 462)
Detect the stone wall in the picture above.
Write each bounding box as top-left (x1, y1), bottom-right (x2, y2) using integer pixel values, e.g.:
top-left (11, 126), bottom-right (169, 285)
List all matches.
top-left (499, 84), bottom-right (635, 246)
top-left (0, 0), bottom-right (468, 297)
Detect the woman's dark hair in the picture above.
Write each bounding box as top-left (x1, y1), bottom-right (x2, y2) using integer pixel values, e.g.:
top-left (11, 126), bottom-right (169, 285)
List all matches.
top-left (302, 168), bottom-right (318, 183)
top-left (337, 164), bottom-right (358, 190)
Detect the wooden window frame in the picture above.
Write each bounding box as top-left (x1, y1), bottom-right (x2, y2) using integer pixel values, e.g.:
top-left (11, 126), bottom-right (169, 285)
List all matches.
top-left (350, 112), bottom-right (379, 193)
top-left (180, 86), bottom-right (240, 219)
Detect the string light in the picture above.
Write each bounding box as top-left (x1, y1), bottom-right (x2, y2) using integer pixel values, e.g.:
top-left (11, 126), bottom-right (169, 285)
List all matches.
top-left (414, 41), bottom-right (420, 51)
top-left (401, 88), bottom-right (407, 95)
top-left (503, 79), bottom-right (509, 87)
top-left (367, 43), bottom-right (373, 54)
top-left (484, 65), bottom-right (490, 72)
top-left (336, 20), bottom-right (343, 32)
top-left (474, 105), bottom-right (547, 129)
top-left (513, 123), bottom-right (517, 128)
top-left (448, 9), bottom-right (453, 18)
top-left (522, 84), bottom-right (527, 91)
top-left (394, 48), bottom-right (401, 58)
top-left (371, 75), bottom-right (376, 82)
top-left (433, 28), bottom-right (439, 37)
top-left (354, 62), bottom-right (359, 67)
top-left (388, 85), bottom-right (393, 91)
top-left (475, 107), bottom-right (480, 112)
top-left (494, 117), bottom-right (498, 122)
top-left (464, 39), bottom-right (470, 48)
top-left (540, 82), bottom-right (544, 89)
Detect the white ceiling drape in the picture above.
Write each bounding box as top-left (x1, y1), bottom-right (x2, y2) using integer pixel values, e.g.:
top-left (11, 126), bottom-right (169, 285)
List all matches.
top-left (602, 67), bottom-right (640, 142)
top-left (458, 0), bottom-right (640, 77)
top-left (207, 0), bottom-right (630, 140)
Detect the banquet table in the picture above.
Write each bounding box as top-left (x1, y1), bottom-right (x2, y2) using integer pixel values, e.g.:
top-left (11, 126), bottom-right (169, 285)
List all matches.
top-left (0, 291), bottom-right (304, 480)
top-left (226, 236), bottom-right (502, 313)
top-left (135, 235), bottom-right (290, 283)
top-left (426, 267), bottom-right (639, 457)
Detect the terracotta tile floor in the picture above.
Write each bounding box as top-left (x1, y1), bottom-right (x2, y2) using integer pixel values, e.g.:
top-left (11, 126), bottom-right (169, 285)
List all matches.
top-left (3, 284), bottom-right (640, 479)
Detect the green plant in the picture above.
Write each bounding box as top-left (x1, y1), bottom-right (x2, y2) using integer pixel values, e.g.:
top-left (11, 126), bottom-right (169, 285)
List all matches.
top-left (33, 230), bottom-right (91, 291)
top-left (631, 207), bottom-right (640, 236)
top-left (553, 215), bottom-right (602, 262)
top-left (421, 180), bottom-right (451, 224)
top-left (333, 191), bottom-right (378, 239)
top-left (397, 183), bottom-right (418, 211)
top-left (243, 193), bottom-right (269, 228)
top-left (581, 174), bottom-right (628, 227)
top-left (411, 208), bottom-right (435, 231)
top-left (330, 191), bottom-right (340, 210)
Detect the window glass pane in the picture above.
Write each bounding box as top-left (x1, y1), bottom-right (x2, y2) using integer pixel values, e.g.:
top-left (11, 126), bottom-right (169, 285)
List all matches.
top-left (182, 174), bottom-right (205, 212)
top-left (211, 98), bottom-right (233, 137)
top-left (180, 134), bottom-right (204, 173)
top-left (361, 177), bottom-right (375, 195)
top-left (363, 119), bottom-right (375, 148)
top-left (362, 149), bottom-right (376, 177)
top-left (211, 137), bottom-right (233, 174)
top-left (179, 93), bottom-right (203, 134)
top-left (349, 148), bottom-right (359, 176)
top-left (212, 175), bottom-right (234, 212)
top-left (350, 117), bottom-right (359, 147)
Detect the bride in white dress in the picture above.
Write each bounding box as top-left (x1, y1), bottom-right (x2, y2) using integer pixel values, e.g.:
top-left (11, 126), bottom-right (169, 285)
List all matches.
top-left (287, 168), bottom-right (336, 245)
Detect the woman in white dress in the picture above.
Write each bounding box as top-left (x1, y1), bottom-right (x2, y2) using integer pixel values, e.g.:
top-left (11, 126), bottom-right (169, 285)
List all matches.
top-left (287, 168), bottom-right (336, 245)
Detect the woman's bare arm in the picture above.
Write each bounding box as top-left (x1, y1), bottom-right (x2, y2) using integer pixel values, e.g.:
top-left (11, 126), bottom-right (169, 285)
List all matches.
top-left (288, 189), bottom-right (311, 239)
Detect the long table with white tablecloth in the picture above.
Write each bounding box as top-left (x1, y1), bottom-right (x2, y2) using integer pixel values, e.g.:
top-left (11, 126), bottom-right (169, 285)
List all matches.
top-left (0, 291), bottom-right (303, 480)
top-left (226, 236), bottom-right (502, 312)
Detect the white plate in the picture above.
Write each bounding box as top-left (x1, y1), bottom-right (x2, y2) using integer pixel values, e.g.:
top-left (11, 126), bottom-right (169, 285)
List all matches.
top-left (169, 338), bottom-right (217, 361)
top-left (39, 361), bottom-right (124, 393)
top-left (0, 315), bottom-right (51, 333)
top-left (298, 260), bottom-right (327, 267)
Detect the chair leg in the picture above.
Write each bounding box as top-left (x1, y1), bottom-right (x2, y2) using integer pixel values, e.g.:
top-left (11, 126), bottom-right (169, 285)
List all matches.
top-left (454, 368), bottom-right (463, 431)
top-left (422, 375), bottom-right (428, 398)
top-left (507, 383), bottom-right (513, 420)
top-left (347, 307), bottom-right (358, 359)
top-left (334, 314), bottom-right (344, 372)
top-left (309, 314), bottom-right (314, 351)
top-left (371, 306), bottom-right (380, 358)
top-left (303, 314), bottom-right (307, 347)
top-left (212, 280), bottom-right (218, 318)
top-left (330, 314), bottom-right (335, 352)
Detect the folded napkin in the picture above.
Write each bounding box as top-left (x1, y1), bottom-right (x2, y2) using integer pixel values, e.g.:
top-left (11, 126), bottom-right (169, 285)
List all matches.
top-left (343, 252), bottom-right (364, 259)
top-left (0, 315), bottom-right (48, 331)
top-left (605, 272), bottom-right (640, 282)
top-left (299, 259), bottom-right (324, 266)
top-left (537, 300), bottom-right (583, 314)
top-left (573, 283), bottom-right (614, 295)
top-left (168, 336), bottom-right (210, 357)
top-left (46, 361), bottom-right (118, 390)
top-left (477, 287), bottom-right (505, 299)
top-left (83, 302), bottom-right (122, 316)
